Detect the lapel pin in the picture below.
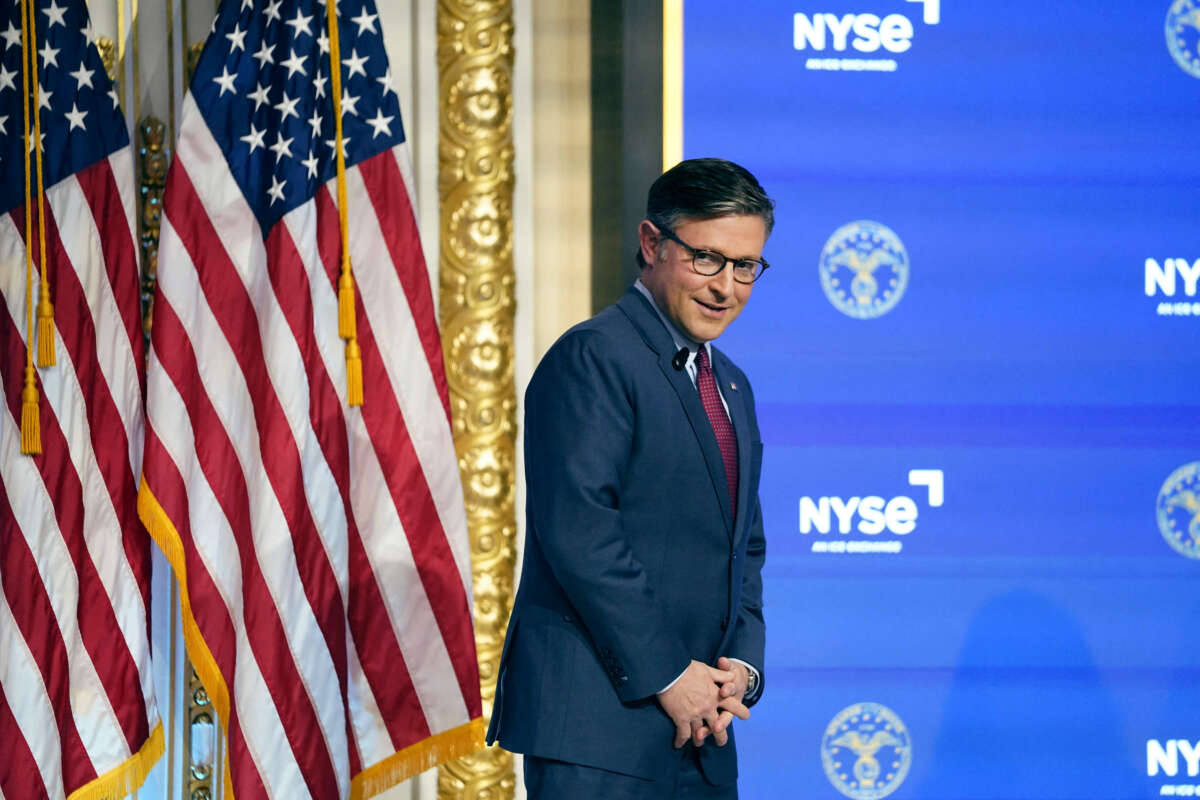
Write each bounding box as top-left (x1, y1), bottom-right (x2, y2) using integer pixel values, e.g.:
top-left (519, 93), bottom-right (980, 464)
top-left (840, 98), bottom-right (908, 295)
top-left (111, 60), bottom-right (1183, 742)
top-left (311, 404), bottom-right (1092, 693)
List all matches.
top-left (729, 382), bottom-right (738, 391)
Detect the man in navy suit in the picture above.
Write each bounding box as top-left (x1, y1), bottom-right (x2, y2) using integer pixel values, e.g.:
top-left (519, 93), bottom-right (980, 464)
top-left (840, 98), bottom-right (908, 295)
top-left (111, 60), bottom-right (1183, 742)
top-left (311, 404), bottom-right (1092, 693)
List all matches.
top-left (487, 158), bottom-right (773, 798)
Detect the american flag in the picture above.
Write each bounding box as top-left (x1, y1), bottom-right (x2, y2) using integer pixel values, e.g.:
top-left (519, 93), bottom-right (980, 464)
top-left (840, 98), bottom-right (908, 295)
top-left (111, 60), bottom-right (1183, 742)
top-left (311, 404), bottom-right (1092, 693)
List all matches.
top-left (0, 0), bottom-right (164, 798)
top-left (138, 0), bottom-right (482, 797)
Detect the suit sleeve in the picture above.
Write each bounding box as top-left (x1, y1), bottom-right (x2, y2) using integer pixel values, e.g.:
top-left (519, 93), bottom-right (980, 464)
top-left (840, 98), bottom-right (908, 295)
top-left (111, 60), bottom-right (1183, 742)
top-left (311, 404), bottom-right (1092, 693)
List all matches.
top-left (524, 330), bottom-right (691, 703)
top-left (728, 494), bottom-right (766, 705)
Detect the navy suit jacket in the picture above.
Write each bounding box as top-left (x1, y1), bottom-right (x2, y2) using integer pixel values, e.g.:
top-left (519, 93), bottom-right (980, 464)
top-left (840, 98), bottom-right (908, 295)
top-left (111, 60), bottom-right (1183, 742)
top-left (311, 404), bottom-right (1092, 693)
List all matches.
top-left (486, 286), bottom-right (767, 784)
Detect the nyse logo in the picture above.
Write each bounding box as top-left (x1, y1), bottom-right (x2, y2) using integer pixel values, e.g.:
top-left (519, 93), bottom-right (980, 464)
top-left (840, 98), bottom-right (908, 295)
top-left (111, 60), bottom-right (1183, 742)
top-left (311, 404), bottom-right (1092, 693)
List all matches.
top-left (800, 469), bottom-right (942, 554)
top-left (1148, 739), bottom-right (1200, 777)
top-left (794, 0), bottom-right (939, 72)
top-left (1146, 258), bottom-right (1200, 318)
top-left (822, 702), bottom-right (912, 799)
top-left (1166, 0), bottom-right (1200, 79)
top-left (794, 12), bottom-right (915, 53)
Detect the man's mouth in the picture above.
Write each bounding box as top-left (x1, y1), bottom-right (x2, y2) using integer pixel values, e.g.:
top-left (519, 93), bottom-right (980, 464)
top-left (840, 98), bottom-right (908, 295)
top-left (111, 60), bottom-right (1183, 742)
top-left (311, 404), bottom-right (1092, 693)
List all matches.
top-left (695, 298), bottom-right (727, 313)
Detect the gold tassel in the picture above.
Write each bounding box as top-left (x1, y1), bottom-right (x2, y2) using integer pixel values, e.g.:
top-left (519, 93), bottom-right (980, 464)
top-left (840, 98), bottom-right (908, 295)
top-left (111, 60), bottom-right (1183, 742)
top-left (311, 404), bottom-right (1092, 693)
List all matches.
top-left (36, 284), bottom-right (55, 366)
top-left (338, 269), bottom-right (357, 339)
top-left (20, 365), bottom-right (41, 455)
top-left (346, 338), bottom-right (363, 407)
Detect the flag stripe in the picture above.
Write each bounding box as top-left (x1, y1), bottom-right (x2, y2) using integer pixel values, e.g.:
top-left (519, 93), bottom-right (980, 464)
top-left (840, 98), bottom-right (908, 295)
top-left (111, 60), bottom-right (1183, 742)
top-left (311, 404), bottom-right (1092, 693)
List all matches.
top-left (143, 391), bottom-right (296, 800)
top-left (0, 278), bottom-right (147, 767)
top-left (327, 173), bottom-right (479, 716)
top-left (281, 200), bottom-right (434, 752)
top-left (0, 446), bottom-right (97, 793)
top-left (267, 208), bottom-right (425, 769)
top-left (356, 150), bottom-right (450, 420)
top-left (6, 202), bottom-right (146, 605)
top-left (142, 428), bottom-right (241, 687)
top-left (163, 154), bottom-right (352, 794)
top-left (352, 153), bottom-right (475, 593)
top-left (148, 291), bottom-right (334, 799)
top-left (343, 159), bottom-right (474, 592)
top-left (73, 155), bottom-right (146, 398)
top-left (0, 677), bottom-right (51, 800)
top-left (25, 188), bottom-right (154, 642)
top-left (312, 186), bottom-right (473, 732)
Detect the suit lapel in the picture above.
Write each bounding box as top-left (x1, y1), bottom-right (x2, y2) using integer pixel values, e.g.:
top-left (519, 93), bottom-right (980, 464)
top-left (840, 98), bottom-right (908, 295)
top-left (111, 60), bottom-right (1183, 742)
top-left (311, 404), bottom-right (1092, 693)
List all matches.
top-left (616, 290), bottom-right (736, 535)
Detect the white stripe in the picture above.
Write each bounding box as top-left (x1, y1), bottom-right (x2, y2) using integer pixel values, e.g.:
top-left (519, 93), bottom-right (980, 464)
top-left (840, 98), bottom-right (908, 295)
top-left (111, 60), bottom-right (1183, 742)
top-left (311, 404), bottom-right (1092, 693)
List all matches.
top-left (157, 199), bottom-right (346, 796)
top-left (145, 345), bottom-right (309, 800)
top-left (343, 162), bottom-right (474, 597)
top-left (0, 394), bottom-right (119, 775)
top-left (392, 143), bottom-right (421, 228)
top-left (346, 637), bottom-right (391, 767)
top-left (281, 192), bottom-right (470, 732)
top-left (108, 148), bottom-right (141, 282)
top-left (0, 590), bottom-right (63, 800)
top-left (347, 434), bottom-right (471, 731)
top-left (46, 158), bottom-right (145, 481)
top-left (0, 210), bottom-right (158, 742)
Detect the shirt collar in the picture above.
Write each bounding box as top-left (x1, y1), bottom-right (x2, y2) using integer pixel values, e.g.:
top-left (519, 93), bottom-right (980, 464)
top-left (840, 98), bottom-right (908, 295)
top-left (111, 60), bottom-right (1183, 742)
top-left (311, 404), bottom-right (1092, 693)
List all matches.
top-left (633, 279), bottom-right (712, 368)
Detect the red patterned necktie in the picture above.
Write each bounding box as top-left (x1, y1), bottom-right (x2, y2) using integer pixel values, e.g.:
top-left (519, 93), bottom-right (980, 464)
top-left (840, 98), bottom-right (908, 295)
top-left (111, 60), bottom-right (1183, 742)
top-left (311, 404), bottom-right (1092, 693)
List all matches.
top-left (696, 348), bottom-right (738, 516)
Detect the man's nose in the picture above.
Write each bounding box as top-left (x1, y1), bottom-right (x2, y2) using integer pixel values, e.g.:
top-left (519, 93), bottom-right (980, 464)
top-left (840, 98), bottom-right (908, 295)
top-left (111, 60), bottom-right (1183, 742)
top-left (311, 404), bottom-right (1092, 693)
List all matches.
top-left (707, 263), bottom-right (736, 296)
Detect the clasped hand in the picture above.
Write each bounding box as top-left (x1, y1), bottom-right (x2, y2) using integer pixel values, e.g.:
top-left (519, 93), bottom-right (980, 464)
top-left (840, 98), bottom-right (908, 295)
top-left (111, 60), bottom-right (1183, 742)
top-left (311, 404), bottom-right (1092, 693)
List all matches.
top-left (657, 657), bottom-right (750, 749)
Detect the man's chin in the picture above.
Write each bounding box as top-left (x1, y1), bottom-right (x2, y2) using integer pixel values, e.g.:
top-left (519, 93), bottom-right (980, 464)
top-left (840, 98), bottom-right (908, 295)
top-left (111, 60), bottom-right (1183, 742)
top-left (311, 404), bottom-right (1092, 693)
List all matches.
top-left (682, 320), bottom-right (729, 343)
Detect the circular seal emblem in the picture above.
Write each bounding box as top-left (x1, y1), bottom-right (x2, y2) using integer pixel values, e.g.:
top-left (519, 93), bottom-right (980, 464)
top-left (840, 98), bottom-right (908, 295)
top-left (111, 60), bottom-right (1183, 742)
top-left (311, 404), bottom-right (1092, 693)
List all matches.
top-left (1167, 1), bottom-right (1200, 78)
top-left (821, 702), bottom-right (912, 800)
top-left (1157, 461), bottom-right (1200, 559)
top-left (819, 221), bottom-right (909, 319)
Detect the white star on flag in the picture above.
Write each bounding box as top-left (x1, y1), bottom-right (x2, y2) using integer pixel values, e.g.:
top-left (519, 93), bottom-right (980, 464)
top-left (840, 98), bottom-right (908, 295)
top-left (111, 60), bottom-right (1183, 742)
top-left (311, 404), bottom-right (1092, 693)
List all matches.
top-left (366, 107), bottom-right (393, 138)
top-left (343, 47), bottom-right (368, 79)
top-left (42, 0), bottom-right (68, 27)
top-left (39, 41), bottom-right (60, 68)
top-left (240, 123), bottom-right (266, 152)
top-left (351, 8), bottom-right (378, 34)
top-left (69, 62), bottom-right (95, 89)
top-left (213, 66), bottom-right (237, 95)
top-left (64, 101), bottom-right (87, 130)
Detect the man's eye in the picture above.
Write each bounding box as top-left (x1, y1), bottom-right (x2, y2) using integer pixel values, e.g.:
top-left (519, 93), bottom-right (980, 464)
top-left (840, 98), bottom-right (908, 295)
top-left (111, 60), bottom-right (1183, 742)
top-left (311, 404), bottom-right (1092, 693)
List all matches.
top-left (694, 252), bottom-right (724, 269)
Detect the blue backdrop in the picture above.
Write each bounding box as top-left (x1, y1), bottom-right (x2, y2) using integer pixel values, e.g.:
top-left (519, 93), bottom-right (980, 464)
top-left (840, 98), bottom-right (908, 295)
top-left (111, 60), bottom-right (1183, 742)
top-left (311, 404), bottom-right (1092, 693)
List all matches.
top-left (681, 1), bottom-right (1200, 797)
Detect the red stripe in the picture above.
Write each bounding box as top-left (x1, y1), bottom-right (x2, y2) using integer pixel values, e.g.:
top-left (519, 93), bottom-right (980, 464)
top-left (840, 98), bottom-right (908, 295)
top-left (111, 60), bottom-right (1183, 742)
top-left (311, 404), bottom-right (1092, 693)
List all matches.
top-left (0, 680), bottom-right (51, 800)
top-left (0, 296), bottom-right (149, 757)
top-left (269, 214), bottom-right (429, 756)
top-left (358, 150), bottom-right (451, 421)
top-left (28, 194), bottom-right (153, 631)
top-left (0, 449), bottom-right (97, 794)
top-left (166, 159), bottom-right (350, 788)
top-left (226, 713), bottom-right (270, 800)
top-left (141, 428), bottom-right (239, 688)
top-left (142, 427), bottom-right (269, 799)
top-left (262, 220), bottom-right (363, 775)
top-left (72, 156), bottom-right (146, 394)
top-left (148, 289), bottom-right (337, 799)
top-left (315, 184), bottom-right (480, 719)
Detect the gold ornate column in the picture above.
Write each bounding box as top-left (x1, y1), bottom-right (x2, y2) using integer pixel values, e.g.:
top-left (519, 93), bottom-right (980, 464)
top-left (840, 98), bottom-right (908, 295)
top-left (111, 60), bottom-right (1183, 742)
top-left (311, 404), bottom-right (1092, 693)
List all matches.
top-left (437, 1), bottom-right (517, 799)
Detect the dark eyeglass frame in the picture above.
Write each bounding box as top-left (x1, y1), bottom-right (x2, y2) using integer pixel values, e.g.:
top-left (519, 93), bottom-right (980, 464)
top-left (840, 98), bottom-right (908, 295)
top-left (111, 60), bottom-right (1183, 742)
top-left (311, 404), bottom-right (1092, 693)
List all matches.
top-left (654, 225), bottom-right (770, 284)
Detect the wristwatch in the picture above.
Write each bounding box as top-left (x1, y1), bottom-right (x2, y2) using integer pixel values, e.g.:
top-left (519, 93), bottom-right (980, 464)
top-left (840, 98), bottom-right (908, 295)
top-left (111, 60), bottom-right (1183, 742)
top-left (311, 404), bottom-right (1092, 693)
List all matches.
top-left (744, 666), bottom-right (759, 698)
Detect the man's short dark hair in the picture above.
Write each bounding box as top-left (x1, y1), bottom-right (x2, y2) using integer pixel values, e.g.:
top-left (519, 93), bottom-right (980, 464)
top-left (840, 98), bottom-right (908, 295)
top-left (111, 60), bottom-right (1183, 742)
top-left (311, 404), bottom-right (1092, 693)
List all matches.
top-left (637, 158), bottom-right (775, 268)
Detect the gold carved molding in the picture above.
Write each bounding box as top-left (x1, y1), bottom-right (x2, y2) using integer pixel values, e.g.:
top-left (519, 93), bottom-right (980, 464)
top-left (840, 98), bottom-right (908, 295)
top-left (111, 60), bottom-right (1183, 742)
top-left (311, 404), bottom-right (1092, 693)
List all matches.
top-left (436, 1), bottom-right (517, 798)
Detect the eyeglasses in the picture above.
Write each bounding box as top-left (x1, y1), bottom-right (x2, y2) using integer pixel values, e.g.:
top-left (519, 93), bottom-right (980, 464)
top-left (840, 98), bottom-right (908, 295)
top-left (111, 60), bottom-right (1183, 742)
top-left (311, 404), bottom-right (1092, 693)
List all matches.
top-left (655, 225), bottom-right (769, 284)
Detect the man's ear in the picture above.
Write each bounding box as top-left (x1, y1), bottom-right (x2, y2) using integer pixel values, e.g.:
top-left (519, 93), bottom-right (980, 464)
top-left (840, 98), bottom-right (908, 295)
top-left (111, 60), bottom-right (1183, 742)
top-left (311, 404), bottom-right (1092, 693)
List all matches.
top-left (637, 220), bottom-right (661, 269)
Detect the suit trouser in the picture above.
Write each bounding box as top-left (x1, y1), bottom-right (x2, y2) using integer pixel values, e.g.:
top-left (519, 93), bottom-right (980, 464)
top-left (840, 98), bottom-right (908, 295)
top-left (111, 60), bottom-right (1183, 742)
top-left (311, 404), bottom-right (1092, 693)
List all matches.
top-left (523, 747), bottom-right (738, 800)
